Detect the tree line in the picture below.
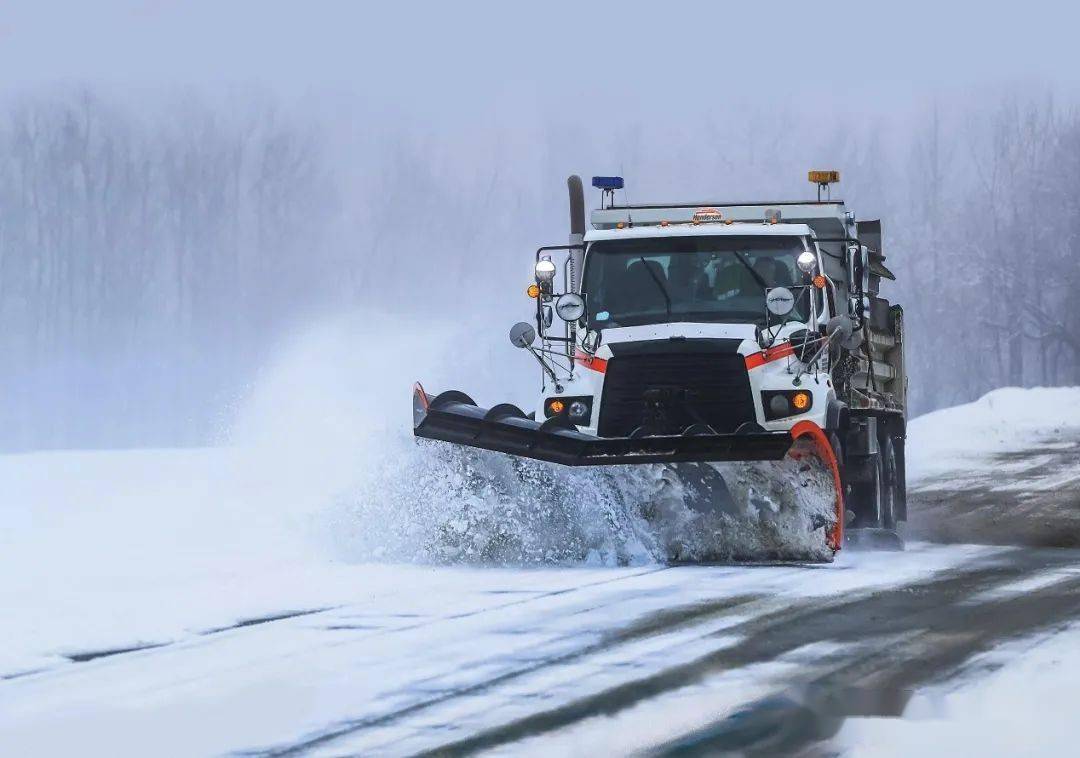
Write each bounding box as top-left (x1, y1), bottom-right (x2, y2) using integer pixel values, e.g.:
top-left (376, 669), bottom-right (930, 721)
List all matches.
top-left (1, 89), bottom-right (1077, 449)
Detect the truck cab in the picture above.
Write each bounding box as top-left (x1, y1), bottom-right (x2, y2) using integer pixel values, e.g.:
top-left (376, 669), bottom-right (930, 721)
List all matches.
top-left (542, 221), bottom-right (831, 440)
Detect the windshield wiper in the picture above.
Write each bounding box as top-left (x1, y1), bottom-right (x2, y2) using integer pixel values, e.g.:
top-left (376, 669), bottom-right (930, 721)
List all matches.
top-left (639, 257), bottom-right (672, 322)
top-left (732, 251), bottom-right (769, 292)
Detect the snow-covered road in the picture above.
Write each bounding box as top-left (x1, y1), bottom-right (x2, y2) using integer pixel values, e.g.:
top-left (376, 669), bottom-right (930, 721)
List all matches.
top-left (4, 539), bottom-right (1080, 756)
top-left (4, 380), bottom-right (1080, 756)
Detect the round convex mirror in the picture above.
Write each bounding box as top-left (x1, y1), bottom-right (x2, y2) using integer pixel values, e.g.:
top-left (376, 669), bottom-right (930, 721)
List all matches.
top-left (765, 286), bottom-right (796, 317)
top-left (508, 321), bottom-right (536, 348)
top-left (555, 293), bottom-right (585, 322)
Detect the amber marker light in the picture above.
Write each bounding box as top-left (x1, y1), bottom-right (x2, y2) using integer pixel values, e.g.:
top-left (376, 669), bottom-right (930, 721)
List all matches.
top-left (792, 392), bottom-right (811, 410)
top-left (813, 275), bottom-right (827, 288)
top-left (527, 284), bottom-right (540, 298)
top-left (808, 170), bottom-right (840, 184)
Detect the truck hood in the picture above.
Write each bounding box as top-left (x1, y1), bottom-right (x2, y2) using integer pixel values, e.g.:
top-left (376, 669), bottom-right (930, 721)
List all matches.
top-left (598, 322), bottom-right (758, 350)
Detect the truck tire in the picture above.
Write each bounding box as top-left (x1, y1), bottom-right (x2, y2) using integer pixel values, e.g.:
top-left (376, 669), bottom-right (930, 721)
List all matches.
top-left (880, 436), bottom-right (898, 530)
top-left (895, 434), bottom-right (907, 523)
top-left (847, 452), bottom-right (883, 529)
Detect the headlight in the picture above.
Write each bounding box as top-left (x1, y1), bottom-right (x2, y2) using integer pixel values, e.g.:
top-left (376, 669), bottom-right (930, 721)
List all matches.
top-left (762, 390), bottom-right (813, 420)
top-left (797, 251), bottom-right (817, 274)
top-left (545, 396), bottom-right (592, 421)
top-left (568, 400), bottom-right (590, 421)
top-left (555, 293), bottom-right (585, 321)
top-left (769, 394), bottom-right (790, 417)
top-left (535, 258), bottom-right (556, 282)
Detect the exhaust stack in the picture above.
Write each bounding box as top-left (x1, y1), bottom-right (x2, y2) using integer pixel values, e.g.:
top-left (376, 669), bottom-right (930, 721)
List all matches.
top-left (567, 175), bottom-right (585, 290)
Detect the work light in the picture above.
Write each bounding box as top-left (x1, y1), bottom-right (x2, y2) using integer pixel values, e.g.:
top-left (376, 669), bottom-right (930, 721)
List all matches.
top-left (535, 258), bottom-right (556, 282)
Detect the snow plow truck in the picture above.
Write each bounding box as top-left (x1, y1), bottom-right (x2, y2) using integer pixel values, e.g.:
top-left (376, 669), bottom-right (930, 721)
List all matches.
top-left (413, 172), bottom-right (907, 556)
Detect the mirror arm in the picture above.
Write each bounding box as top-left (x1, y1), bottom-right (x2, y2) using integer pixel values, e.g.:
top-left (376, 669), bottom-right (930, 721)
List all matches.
top-left (792, 330), bottom-right (842, 386)
top-left (524, 345), bottom-right (563, 392)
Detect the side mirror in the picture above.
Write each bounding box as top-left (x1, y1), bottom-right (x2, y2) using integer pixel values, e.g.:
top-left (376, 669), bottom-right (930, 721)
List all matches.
top-left (509, 321), bottom-right (537, 349)
top-left (582, 330), bottom-right (602, 353)
top-left (555, 293), bottom-right (585, 322)
top-left (766, 286), bottom-right (796, 317)
top-left (827, 315), bottom-right (862, 350)
top-left (826, 315), bottom-right (852, 341)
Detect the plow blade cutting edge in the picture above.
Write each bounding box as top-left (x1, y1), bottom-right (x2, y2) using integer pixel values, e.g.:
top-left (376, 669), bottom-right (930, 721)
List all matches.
top-left (413, 384), bottom-right (793, 467)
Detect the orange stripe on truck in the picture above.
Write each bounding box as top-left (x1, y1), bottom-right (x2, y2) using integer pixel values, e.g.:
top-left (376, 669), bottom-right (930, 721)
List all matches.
top-left (576, 346), bottom-right (792, 373)
top-left (744, 343), bottom-right (795, 370)
top-left (574, 350), bottom-right (608, 374)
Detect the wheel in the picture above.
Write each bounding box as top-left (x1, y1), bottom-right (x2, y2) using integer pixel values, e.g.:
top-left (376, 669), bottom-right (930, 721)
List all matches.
top-left (879, 435), bottom-right (898, 530)
top-left (894, 434), bottom-right (907, 523)
top-left (845, 450), bottom-right (881, 529)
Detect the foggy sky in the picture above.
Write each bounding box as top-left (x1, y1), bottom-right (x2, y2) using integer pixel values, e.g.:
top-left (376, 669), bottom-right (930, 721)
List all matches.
top-left (3, 0), bottom-right (1080, 451)
top-left (2, 1), bottom-right (1078, 114)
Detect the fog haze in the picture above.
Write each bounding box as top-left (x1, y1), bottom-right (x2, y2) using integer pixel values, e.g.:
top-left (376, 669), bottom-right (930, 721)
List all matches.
top-left (2, 0), bottom-right (1080, 450)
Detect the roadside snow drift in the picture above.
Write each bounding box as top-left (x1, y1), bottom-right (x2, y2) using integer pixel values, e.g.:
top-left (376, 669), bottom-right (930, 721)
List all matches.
top-left (906, 386), bottom-right (1080, 486)
top-left (904, 386), bottom-right (1080, 547)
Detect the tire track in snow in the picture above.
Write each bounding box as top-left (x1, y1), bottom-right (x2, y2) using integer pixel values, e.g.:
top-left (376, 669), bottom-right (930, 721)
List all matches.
top-left (407, 547), bottom-right (1080, 757)
top-left (255, 592), bottom-right (763, 756)
top-left (21, 567), bottom-right (671, 688)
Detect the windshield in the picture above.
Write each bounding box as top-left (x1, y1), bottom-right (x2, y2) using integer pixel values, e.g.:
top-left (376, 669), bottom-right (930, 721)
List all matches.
top-left (582, 235), bottom-right (809, 328)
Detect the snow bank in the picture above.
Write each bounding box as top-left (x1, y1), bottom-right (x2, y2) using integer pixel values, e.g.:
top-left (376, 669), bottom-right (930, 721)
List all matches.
top-left (906, 386), bottom-right (1080, 485)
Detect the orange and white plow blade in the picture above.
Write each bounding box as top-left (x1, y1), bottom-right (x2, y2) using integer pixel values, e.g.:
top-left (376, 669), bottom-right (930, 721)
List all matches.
top-left (788, 421), bottom-right (844, 553)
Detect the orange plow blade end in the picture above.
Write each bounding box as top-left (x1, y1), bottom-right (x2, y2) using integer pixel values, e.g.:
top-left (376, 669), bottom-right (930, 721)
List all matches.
top-left (789, 420), bottom-right (844, 553)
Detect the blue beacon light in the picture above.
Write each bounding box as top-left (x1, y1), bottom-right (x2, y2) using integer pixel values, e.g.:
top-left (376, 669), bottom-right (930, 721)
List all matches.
top-left (591, 176), bottom-right (624, 190)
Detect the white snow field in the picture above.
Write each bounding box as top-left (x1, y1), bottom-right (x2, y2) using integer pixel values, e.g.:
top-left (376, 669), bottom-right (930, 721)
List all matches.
top-left (3, 315), bottom-right (1080, 757)
top-left (905, 385), bottom-right (1080, 488)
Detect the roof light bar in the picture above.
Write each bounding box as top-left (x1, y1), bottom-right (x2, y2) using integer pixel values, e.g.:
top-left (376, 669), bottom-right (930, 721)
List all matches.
top-left (591, 176), bottom-right (624, 190)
